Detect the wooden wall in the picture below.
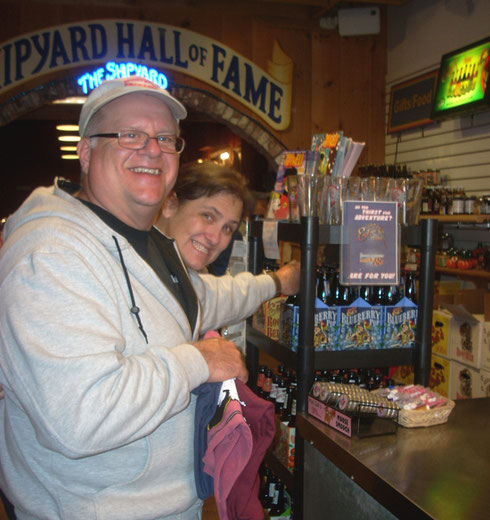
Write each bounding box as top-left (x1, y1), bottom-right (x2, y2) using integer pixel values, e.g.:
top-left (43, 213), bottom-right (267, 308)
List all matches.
top-left (0, 0), bottom-right (388, 166)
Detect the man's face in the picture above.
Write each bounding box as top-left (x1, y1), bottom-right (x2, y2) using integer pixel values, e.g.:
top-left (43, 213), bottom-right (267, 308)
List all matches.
top-left (77, 93), bottom-right (180, 229)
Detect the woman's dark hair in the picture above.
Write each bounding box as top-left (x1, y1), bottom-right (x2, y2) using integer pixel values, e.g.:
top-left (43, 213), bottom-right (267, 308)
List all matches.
top-left (174, 161), bottom-right (253, 219)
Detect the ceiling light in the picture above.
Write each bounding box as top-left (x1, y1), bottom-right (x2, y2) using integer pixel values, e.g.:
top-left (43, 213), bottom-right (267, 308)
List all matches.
top-left (60, 146), bottom-right (78, 151)
top-left (53, 97), bottom-right (86, 104)
top-left (61, 154), bottom-right (79, 160)
top-left (56, 124), bottom-right (79, 132)
top-left (58, 135), bottom-right (81, 142)
top-left (220, 151), bottom-right (230, 161)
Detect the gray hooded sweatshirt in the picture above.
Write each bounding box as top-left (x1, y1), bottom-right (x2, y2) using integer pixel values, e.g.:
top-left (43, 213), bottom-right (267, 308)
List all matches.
top-left (0, 179), bottom-right (275, 520)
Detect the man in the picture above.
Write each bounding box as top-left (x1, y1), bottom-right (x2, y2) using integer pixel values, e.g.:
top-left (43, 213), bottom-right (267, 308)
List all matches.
top-left (0, 76), bottom-right (299, 519)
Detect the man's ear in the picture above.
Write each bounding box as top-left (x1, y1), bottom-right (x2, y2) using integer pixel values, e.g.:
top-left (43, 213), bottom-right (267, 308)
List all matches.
top-left (77, 138), bottom-right (92, 176)
top-left (161, 192), bottom-right (179, 218)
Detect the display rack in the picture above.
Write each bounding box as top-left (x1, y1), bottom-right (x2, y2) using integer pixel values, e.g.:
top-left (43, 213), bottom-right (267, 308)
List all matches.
top-left (246, 217), bottom-right (438, 520)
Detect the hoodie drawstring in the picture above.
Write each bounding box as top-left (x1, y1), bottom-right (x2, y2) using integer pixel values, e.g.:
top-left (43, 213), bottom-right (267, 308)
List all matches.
top-left (112, 236), bottom-right (148, 344)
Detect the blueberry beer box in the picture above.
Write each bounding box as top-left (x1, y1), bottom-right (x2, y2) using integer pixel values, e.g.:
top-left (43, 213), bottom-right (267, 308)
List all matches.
top-left (338, 297), bottom-right (383, 350)
top-left (383, 296), bottom-right (418, 349)
top-left (280, 297), bottom-right (339, 351)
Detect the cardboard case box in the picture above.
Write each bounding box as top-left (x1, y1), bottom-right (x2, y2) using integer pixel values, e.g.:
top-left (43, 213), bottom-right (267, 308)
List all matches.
top-left (480, 322), bottom-right (490, 372)
top-left (430, 354), bottom-right (451, 398)
top-left (432, 309), bottom-right (451, 358)
top-left (430, 355), bottom-right (483, 400)
top-left (433, 304), bottom-right (483, 369)
top-left (449, 359), bottom-right (482, 400)
top-left (445, 305), bottom-right (482, 369)
top-left (271, 417), bottom-right (295, 473)
top-left (478, 368), bottom-right (490, 398)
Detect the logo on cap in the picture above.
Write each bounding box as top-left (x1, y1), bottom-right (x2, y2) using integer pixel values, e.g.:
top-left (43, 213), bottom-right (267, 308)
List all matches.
top-left (123, 77), bottom-right (160, 90)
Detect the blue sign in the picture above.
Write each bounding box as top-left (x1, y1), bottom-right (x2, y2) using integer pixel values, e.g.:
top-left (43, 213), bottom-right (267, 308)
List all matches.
top-left (340, 201), bottom-right (399, 285)
top-left (77, 61), bottom-right (168, 93)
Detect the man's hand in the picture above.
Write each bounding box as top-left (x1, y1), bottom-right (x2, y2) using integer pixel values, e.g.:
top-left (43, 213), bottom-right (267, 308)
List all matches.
top-left (192, 337), bottom-right (248, 383)
top-left (275, 259), bottom-right (300, 296)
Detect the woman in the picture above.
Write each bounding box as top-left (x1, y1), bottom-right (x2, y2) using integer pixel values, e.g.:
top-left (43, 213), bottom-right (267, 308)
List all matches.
top-left (155, 161), bottom-right (253, 272)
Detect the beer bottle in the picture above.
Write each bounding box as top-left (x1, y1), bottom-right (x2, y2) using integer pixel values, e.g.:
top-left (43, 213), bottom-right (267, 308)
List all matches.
top-left (259, 467), bottom-right (271, 506)
top-left (405, 270), bottom-right (418, 304)
top-left (275, 376), bottom-right (287, 414)
top-left (316, 263), bottom-right (331, 305)
top-left (270, 374), bottom-right (279, 405)
top-left (280, 377), bottom-right (297, 424)
top-left (256, 365), bottom-right (266, 395)
top-left (266, 472), bottom-right (278, 512)
top-left (269, 481), bottom-right (287, 518)
top-left (262, 369), bottom-right (273, 400)
top-left (288, 382), bottom-right (297, 428)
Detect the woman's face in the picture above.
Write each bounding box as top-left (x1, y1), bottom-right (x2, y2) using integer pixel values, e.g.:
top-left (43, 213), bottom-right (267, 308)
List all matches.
top-left (161, 192), bottom-right (243, 271)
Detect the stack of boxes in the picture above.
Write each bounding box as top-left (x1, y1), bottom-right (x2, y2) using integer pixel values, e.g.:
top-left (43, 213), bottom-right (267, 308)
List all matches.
top-left (431, 303), bottom-right (490, 399)
top-left (391, 292), bottom-right (490, 399)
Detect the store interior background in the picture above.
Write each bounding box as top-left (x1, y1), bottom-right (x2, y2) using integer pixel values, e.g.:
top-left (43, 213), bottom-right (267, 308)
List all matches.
top-left (0, 1), bottom-right (489, 519)
top-left (1, 0), bottom-right (488, 224)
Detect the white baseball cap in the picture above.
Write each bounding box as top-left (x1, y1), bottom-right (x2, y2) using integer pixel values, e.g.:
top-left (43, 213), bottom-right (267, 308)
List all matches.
top-left (78, 76), bottom-right (187, 136)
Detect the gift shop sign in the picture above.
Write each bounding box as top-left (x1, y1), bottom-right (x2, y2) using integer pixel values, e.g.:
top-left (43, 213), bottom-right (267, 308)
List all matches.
top-left (340, 201), bottom-right (399, 285)
top-left (387, 69), bottom-right (438, 133)
top-left (0, 20), bottom-right (293, 130)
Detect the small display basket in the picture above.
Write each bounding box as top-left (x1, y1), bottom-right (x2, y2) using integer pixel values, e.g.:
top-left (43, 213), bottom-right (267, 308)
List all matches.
top-left (397, 399), bottom-right (455, 428)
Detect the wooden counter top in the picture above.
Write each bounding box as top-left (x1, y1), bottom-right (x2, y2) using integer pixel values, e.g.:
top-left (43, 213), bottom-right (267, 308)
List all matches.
top-left (297, 398), bottom-right (490, 519)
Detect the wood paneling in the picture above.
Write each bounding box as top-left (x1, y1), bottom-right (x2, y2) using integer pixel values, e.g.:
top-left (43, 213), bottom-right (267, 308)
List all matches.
top-left (0, 0), bottom-right (388, 217)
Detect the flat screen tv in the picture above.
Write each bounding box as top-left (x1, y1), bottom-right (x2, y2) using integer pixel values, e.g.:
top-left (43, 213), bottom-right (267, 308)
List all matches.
top-left (431, 36), bottom-right (490, 120)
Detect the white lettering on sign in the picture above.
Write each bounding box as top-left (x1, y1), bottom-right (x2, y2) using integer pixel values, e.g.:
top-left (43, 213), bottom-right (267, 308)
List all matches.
top-left (0, 20), bottom-right (293, 130)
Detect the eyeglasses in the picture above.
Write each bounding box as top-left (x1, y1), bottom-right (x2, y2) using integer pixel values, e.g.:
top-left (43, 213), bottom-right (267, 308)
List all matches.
top-left (89, 131), bottom-right (185, 154)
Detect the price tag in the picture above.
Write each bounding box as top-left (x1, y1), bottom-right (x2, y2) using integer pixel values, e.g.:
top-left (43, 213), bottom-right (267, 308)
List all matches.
top-left (262, 220), bottom-right (281, 259)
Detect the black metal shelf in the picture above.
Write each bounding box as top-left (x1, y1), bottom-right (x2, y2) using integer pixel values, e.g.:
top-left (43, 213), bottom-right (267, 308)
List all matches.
top-left (263, 450), bottom-right (295, 492)
top-left (249, 219), bottom-right (421, 248)
top-left (246, 325), bottom-right (297, 370)
top-left (247, 325), bottom-right (414, 370)
top-left (246, 216), bottom-right (437, 520)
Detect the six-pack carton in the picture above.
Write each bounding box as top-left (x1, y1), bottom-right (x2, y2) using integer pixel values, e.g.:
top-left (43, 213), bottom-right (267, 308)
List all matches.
top-left (279, 298), bottom-right (339, 351)
top-left (338, 298), bottom-right (383, 350)
top-left (383, 297), bottom-right (418, 349)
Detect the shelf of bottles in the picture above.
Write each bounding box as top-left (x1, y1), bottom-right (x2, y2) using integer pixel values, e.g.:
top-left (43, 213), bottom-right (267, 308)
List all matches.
top-left (420, 187), bottom-right (490, 219)
top-left (432, 220), bottom-right (490, 283)
top-left (247, 216), bottom-right (437, 520)
top-left (248, 217), bottom-right (436, 399)
top-left (260, 463), bottom-right (293, 519)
